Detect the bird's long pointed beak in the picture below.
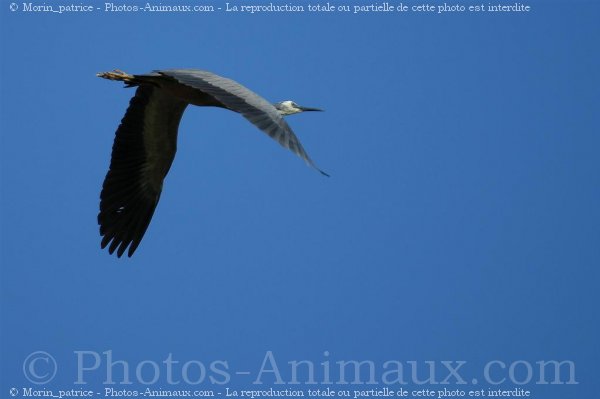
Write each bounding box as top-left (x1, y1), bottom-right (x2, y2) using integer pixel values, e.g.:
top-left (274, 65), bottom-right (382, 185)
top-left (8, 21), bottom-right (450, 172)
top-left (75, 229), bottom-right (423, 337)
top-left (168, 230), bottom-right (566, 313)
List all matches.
top-left (298, 106), bottom-right (323, 112)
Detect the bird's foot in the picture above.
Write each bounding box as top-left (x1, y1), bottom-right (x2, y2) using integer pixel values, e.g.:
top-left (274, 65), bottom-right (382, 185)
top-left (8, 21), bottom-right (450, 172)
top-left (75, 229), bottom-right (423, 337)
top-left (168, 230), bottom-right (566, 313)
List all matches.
top-left (97, 69), bottom-right (134, 83)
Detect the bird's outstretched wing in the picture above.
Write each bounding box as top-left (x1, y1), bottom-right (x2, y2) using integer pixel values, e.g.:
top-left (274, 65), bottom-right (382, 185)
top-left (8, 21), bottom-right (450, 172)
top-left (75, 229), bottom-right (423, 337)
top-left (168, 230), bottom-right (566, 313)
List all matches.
top-left (158, 69), bottom-right (328, 176)
top-left (98, 85), bottom-right (188, 257)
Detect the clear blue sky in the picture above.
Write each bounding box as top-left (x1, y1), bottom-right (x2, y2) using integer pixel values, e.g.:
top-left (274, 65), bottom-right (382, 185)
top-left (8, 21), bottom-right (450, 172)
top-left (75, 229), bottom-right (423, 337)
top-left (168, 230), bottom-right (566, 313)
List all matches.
top-left (1, 0), bottom-right (598, 396)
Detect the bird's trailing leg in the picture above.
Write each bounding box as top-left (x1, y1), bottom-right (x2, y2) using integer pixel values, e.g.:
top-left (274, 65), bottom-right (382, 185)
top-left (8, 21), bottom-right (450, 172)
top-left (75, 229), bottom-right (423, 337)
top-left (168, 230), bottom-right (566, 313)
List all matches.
top-left (97, 69), bottom-right (135, 84)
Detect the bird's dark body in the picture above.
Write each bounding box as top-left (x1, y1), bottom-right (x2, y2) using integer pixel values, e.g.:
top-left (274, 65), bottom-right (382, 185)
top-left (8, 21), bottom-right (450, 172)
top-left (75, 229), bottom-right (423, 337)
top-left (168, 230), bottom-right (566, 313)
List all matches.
top-left (130, 72), bottom-right (228, 109)
top-left (98, 69), bottom-right (325, 258)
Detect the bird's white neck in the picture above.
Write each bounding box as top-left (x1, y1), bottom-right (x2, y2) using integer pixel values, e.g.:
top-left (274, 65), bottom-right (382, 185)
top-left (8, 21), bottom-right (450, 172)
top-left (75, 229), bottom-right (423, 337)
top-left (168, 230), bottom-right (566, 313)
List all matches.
top-left (275, 100), bottom-right (302, 116)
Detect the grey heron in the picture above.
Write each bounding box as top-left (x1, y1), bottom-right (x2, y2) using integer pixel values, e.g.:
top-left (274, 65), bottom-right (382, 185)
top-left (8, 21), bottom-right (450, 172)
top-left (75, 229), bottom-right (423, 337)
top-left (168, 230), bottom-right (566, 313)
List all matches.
top-left (97, 69), bottom-right (327, 258)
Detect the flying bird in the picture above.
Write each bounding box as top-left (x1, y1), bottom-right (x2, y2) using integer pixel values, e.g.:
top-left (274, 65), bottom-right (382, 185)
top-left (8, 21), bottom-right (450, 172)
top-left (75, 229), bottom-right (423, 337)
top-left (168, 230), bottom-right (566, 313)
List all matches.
top-left (97, 69), bottom-right (327, 258)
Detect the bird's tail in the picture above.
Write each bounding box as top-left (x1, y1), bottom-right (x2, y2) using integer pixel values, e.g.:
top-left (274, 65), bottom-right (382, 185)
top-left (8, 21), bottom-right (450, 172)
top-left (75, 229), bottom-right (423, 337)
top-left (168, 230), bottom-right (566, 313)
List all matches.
top-left (97, 70), bottom-right (138, 87)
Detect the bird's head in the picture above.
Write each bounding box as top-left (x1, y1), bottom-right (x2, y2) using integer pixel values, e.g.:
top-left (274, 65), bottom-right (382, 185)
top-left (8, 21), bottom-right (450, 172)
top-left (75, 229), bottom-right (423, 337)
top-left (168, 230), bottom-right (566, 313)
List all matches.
top-left (274, 100), bottom-right (323, 116)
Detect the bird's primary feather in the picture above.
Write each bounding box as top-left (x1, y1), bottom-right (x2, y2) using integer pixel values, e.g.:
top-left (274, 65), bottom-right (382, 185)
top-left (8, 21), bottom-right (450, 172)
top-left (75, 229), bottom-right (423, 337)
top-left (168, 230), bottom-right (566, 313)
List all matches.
top-left (99, 85), bottom-right (187, 257)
